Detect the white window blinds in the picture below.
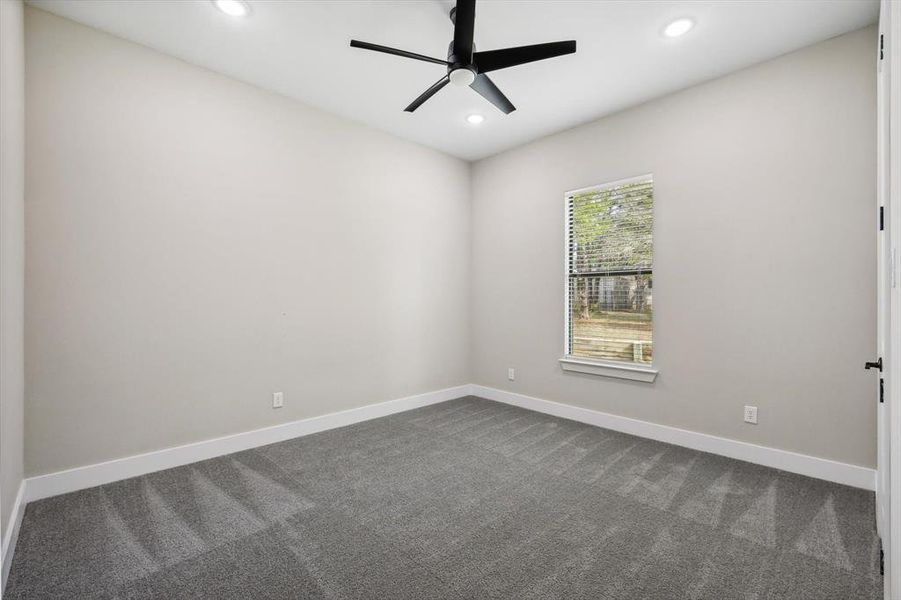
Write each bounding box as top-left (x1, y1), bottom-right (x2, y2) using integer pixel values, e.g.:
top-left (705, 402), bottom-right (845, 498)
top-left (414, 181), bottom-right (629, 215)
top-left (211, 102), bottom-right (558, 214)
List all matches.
top-left (566, 175), bottom-right (653, 365)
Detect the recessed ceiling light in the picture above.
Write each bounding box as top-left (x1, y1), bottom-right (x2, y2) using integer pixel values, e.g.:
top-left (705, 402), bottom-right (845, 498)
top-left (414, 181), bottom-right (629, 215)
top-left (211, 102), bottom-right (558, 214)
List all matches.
top-left (213, 0), bottom-right (250, 17)
top-left (664, 18), bottom-right (694, 38)
top-left (466, 114), bottom-right (485, 125)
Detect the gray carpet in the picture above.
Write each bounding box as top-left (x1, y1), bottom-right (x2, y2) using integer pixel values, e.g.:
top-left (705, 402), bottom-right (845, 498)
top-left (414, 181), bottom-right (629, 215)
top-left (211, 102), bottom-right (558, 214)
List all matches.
top-left (5, 396), bottom-right (881, 599)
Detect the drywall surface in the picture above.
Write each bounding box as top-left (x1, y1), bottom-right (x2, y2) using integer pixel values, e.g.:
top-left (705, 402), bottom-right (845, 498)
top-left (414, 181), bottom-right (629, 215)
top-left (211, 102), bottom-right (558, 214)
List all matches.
top-left (24, 8), bottom-right (471, 475)
top-left (471, 26), bottom-right (877, 468)
top-left (24, 8), bottom-right (878, 475)
top-left (1, 0), bottom-right (26, 544)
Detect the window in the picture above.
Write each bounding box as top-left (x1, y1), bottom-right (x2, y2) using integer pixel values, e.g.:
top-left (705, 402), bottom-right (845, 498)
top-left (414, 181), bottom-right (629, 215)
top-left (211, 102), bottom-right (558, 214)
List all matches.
top-left (563, 175), bottom-right (655, 380)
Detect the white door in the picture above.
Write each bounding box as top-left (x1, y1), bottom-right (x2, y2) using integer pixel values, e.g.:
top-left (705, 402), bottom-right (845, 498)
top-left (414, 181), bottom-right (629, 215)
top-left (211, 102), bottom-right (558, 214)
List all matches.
top-left (876, 3), bottom-right (891, 547)
top-left (879, 1), bottom-right (901, 596)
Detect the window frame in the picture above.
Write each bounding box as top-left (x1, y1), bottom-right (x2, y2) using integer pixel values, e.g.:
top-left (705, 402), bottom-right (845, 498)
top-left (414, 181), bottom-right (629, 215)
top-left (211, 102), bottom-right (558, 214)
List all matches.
top-left (560, 174), bottom-right (658, 383)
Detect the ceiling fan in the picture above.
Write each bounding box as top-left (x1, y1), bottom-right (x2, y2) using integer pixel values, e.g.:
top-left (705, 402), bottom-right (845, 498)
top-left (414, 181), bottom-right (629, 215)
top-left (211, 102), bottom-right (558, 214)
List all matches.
top-left (349, 0), bottom-right (576, 115)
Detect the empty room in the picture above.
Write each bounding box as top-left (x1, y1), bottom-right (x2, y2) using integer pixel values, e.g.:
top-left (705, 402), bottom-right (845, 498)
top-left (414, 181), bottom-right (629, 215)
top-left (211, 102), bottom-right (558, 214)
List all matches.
top-left (1, 0), bottom-right (900, 598)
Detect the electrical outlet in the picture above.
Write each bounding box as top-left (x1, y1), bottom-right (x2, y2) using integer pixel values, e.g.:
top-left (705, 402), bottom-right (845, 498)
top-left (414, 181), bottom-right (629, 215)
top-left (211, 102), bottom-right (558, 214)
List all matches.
top-left (743, 405), bottom-right (758, 424)
top-left (508, 368), bottom-right (515, 381)
top-left (273, 392), bottom-right (284, 409)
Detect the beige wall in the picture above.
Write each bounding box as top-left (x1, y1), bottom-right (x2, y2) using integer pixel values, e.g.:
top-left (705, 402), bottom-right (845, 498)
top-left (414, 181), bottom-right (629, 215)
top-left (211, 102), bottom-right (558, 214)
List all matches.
top-left (1, 0), bottom-right (26, 547)
top-left (471, 26), bottom-right (877, 468)
top-left (24, 8), bottom-right (471, 476)
top-left (22, 8), bottom-right (877, 477)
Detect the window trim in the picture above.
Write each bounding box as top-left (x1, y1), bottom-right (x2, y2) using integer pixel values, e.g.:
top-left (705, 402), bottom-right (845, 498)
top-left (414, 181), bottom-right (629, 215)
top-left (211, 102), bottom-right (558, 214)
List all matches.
top-left (562, 174), bottom-right (657, 382)
top-left (559, 356), bottom-right (659, 382)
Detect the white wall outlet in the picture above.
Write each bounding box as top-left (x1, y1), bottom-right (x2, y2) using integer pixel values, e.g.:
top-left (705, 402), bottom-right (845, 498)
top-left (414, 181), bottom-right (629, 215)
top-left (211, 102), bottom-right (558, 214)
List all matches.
top-left (743, 405), bottom-right (758, 424)
top-left (273, 392), bottom-right (284, 409)
top-left (508, 368), bottom-right (515, 381)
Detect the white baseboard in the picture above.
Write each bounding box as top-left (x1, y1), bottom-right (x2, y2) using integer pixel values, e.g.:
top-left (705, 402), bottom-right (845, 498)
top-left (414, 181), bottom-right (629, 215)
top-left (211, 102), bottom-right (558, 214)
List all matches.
top-left (471, 384), bottom-right (876, 491)
top-left (15, 381), bottom-right (875, 512)
top-left (24, 385), bottom-right (470, 503)
top-left (2, 480), bottom-right (26, 591)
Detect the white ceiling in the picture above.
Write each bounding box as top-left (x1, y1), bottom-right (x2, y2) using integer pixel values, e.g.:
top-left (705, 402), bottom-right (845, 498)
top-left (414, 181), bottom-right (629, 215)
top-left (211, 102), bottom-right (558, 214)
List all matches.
top-left (27, 0), bottom-right (879, 161)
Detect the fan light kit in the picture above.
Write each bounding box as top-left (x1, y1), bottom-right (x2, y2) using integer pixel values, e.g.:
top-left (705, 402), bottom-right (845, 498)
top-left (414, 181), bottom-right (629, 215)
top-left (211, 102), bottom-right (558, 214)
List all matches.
top-left (664, 18), bottom-right (694, 38)
top-left (213, 0), bottom-right (249, 18)
top-left (350, 0), bottom-right (576, 115)
top-left (466, 114), bottom-right (485, 125)
top-left (450, 68), bottom-right (477, 87)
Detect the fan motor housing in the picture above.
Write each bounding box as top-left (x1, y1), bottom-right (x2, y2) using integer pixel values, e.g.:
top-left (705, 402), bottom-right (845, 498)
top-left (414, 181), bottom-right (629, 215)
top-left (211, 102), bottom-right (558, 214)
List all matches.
top-left (447, 41), bottom-right (476, 70)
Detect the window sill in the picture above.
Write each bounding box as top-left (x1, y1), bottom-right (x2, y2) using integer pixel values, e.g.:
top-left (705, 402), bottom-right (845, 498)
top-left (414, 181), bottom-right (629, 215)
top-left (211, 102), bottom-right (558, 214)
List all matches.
top-left (559, 357), bottom-right (658, 383)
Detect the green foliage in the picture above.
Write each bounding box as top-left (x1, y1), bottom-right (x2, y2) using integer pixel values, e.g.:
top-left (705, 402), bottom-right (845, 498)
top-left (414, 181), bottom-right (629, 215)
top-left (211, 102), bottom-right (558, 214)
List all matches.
top-left (570, 180), bottom-right (653, 272)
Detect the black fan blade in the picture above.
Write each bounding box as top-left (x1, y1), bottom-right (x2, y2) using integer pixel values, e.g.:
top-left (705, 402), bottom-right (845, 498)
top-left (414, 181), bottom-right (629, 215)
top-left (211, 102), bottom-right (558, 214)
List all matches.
top-left (452, 0), bottom-right (476, 64)
top-left (404, 75), bottom-right (450, 112)
top-left (350, 40), bottom-right (449, 66)
top-left (470, 74), bottom-right (515, 114)
top-left (474, 40), bottom-right (576, 73)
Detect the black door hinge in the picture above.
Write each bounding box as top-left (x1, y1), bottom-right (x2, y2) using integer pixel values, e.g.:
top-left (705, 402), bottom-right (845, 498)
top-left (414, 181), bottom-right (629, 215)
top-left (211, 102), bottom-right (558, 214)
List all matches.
top-left (880, 34), bottom-right (884, 61)
top-left (880, 378), bottom-right (884, 403)
top-left (880, 206), bottom-right (884, 231)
